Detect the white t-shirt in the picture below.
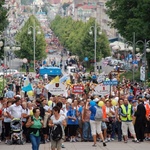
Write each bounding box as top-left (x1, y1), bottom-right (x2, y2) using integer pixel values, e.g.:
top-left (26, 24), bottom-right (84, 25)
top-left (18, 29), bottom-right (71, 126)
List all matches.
top-left (3, 108), bottom-right (11, 123)
top-left (51, 114), bottom-right (65, 125)
top-left (44, 105), bottom-right (50, 111)
top-left (7, 104), bottom-right (22, 119)
top-left (60, 109), bottom-right (67, 118)
top-left (22, 108), bottom-right (30, 122)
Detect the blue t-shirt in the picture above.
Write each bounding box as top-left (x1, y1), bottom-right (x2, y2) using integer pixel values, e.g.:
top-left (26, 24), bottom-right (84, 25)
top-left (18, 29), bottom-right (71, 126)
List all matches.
top-left (67, 108), bottom-right (79, 125)
top-left (128, 95), bottom-right (134, 101)
top-left (89, 105), bottom-right (96, 121)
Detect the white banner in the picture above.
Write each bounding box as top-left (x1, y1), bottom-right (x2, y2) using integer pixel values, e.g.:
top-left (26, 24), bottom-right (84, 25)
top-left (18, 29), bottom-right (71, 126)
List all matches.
top-left (94, 84), bottom-right (110, 97)
top-left (140, 66), bottom-right (145, 81)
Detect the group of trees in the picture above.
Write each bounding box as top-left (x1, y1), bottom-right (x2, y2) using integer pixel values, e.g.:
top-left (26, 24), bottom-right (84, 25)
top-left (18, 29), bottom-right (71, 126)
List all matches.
top-left (15, 15), bottom-right (46, 61)
top-left (106, 0), bottom-right (150, 41)
top-left (51, 16), bottom-right (111, 62)
top-left (106, 0), bottom-right (150, 72)
top-left (0, 0), bottom-right (8, 60)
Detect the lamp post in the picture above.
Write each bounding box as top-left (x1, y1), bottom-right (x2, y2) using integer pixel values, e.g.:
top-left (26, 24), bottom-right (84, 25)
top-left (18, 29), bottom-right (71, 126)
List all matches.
top-left (0, 31), bottom-right (21, 96)
top-left (125, 34), bottom-right (150, 82)
top-left (89, 20), bottom-right (102, 73)
top-left (28, 25), bottom-right (41, 72)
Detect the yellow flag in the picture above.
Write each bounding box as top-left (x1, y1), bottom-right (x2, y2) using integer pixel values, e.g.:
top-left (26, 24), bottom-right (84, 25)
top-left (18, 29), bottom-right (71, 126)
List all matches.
top-left (66, 79), bottom-right (71, 85)
top-left (50, 76), bottom-right (60, 84)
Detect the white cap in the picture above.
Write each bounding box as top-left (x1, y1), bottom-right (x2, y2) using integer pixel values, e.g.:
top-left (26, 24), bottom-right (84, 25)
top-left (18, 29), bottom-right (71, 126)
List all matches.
top-left (93, 98), bottom-right (99, 102)
top-left (67, 98), bottom-right (72, 104)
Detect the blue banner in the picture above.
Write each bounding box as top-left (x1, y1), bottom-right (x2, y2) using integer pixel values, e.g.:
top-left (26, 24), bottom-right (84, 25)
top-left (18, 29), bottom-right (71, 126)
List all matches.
top-left (103, 81), bottom-right (118, 85)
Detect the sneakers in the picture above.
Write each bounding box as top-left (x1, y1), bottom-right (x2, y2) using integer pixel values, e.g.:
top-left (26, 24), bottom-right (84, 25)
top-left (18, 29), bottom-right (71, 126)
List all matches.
top-left (5, 140), bottom-right (8, 144)
top-left (124, 140), bottom-right (128, 143)
top-left (132, 139), bottom-right (139, 143)
top-left (62, 144), bottom-right (65, 148)
top-left (92, 144), bottom-right (97, 147)
top-left (70, 138), bottom-right (73, 142)
top-left (103, 142), bottom-right (107, 147)
top-left (72, 138), bottom-right (76, 142)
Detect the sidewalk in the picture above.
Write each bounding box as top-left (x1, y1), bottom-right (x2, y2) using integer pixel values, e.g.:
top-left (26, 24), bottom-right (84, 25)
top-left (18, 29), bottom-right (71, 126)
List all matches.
top-left (0, 140), bottom-right (150, 150)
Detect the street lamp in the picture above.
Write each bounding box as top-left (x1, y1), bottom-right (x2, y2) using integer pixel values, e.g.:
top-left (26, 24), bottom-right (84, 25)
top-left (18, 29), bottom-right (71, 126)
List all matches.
top-left (89, 20), bottom-right (102, 73)
top-left (28, 25), bottom-right (41, 71)
top-left (125, 35), bottom-right (150, 82)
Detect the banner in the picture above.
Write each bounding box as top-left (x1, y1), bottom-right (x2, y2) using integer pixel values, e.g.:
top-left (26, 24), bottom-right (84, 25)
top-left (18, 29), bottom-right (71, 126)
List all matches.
top-left (140, 66), bottom-right (145, 81)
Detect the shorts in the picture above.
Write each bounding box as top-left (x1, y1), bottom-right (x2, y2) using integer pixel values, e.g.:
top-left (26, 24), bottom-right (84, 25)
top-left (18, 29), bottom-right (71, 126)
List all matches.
top-left (90, 120), bottom-right (102, 135)
top-left (101, 122), bottom-right (107, 130)
top-left (51, 139), bottom-right (62, 150)
top-left (121, 122), bottom-right (135, 136)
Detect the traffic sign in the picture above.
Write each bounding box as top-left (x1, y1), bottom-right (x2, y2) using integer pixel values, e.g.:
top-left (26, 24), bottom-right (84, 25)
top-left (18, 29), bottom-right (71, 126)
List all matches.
top-left (103, 81), bottom-right (118, 85)
top-left (72, 85), bottom-right (84, 94)
top-left (94, 85), bottom-right (110, 96)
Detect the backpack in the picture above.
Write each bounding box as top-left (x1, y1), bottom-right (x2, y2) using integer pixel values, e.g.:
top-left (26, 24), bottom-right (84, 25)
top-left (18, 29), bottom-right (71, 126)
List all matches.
top-left (94, 106), bottom-right (103, 121)
top-left (51, 124), bottom-right (63, 141)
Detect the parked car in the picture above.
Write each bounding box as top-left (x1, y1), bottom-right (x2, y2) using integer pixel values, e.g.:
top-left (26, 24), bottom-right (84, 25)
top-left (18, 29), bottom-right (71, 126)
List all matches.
top-left (48, 49), bottom-right (57, 54)
top-left (4, 69), bottom-right (19, 77)
top-left (108, 59), bottom-right (119, 66)
top-left (105, 56), bottom-right (112, 62)
top-left (12, 72), bottom-right (24, 79)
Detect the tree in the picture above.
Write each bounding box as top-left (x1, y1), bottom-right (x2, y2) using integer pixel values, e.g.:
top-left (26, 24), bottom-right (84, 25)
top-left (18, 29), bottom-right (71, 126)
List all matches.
top-left (0, 0), bottom-right (8, 59)
top-left (51, 16), bottom-right (110, 62)
top-left (15, 15), bottom-right (46, 61)
top-left (106, 0), bottom-right (150, 41)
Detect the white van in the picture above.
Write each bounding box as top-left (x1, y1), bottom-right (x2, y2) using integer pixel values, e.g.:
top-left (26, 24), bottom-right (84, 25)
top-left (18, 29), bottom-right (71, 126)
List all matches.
top-left (67, 66), bottom-right (76, 75)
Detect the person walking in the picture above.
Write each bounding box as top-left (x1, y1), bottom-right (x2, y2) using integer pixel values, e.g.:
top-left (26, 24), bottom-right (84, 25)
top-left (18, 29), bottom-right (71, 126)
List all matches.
top-left (134, 99), bottom-right (146, 142)
top-left (48, 106), bottom-right (66, 150)
top-left (86, 100), bottom-right (106, 147)
top-left (26, 107), bottom-right (43, 150)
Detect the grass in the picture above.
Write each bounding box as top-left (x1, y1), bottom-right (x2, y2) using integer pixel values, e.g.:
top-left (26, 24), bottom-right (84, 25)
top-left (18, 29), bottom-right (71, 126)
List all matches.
top-left (20, 65), bottom-right (34, 72)
top-left (120, 70), bottom-right (140, 82)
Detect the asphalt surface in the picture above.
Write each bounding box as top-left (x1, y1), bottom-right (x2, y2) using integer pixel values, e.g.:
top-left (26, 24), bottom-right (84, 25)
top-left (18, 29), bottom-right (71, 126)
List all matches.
top-left (0, 140), bottom-right (150, 150)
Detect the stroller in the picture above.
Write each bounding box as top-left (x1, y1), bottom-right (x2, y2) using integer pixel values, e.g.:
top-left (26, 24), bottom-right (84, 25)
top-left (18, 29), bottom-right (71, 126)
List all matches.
top-left (8, 118), bottom-right (26, 145)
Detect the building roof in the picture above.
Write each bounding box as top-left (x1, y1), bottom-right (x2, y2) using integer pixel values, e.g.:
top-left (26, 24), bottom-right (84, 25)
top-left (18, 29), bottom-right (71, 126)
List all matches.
top-left (48, 0), bottom-right (61, 4)
top-left (75, 4), bottom-right (83, 8)
top-left (78, 4), bottom-right (97, 10)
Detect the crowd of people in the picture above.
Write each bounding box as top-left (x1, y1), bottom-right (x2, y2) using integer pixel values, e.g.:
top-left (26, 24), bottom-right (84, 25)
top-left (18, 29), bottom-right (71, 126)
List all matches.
top-left (0, 72), bottom-right (150, 150)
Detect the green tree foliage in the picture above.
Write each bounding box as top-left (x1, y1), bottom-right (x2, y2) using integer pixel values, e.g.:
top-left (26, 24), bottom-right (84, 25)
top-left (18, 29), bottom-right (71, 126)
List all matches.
top-left (51, 15), bottom-right (110, 62)
top-left (15, 15), bottom-right (46, 61)
top-left (106, 0), bottom-right (150, 41)
top-left (0, 0), bottom-right (8, 59)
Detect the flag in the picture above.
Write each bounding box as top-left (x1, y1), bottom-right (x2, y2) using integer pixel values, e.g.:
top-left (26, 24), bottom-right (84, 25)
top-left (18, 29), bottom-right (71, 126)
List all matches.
top-left (50, 76), bottom-right (60, 84)
top-left (22, 77), bottom-right (33, 92)
top-left (66, 78), bottom-right (71, 86)
top-left (60, 74), bottom-right (69, 83)
top-left (45, 76), bottom-right (60, 91)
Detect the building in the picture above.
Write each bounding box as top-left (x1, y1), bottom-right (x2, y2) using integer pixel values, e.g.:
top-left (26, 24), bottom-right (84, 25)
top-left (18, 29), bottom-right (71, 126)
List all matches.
top-left (72, 0), bottom-right (117, 39)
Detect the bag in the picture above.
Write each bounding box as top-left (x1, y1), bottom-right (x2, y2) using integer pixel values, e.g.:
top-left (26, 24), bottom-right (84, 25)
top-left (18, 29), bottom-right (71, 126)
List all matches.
top-left (94, 106), bottom-right (103, 121)
top-left (51, 124), bottom-right (63, 141)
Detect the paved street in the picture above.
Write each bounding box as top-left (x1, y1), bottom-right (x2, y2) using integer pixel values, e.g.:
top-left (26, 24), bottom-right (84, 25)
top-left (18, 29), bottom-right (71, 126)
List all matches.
top-left (0, 140), bottom-right (150, 150)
